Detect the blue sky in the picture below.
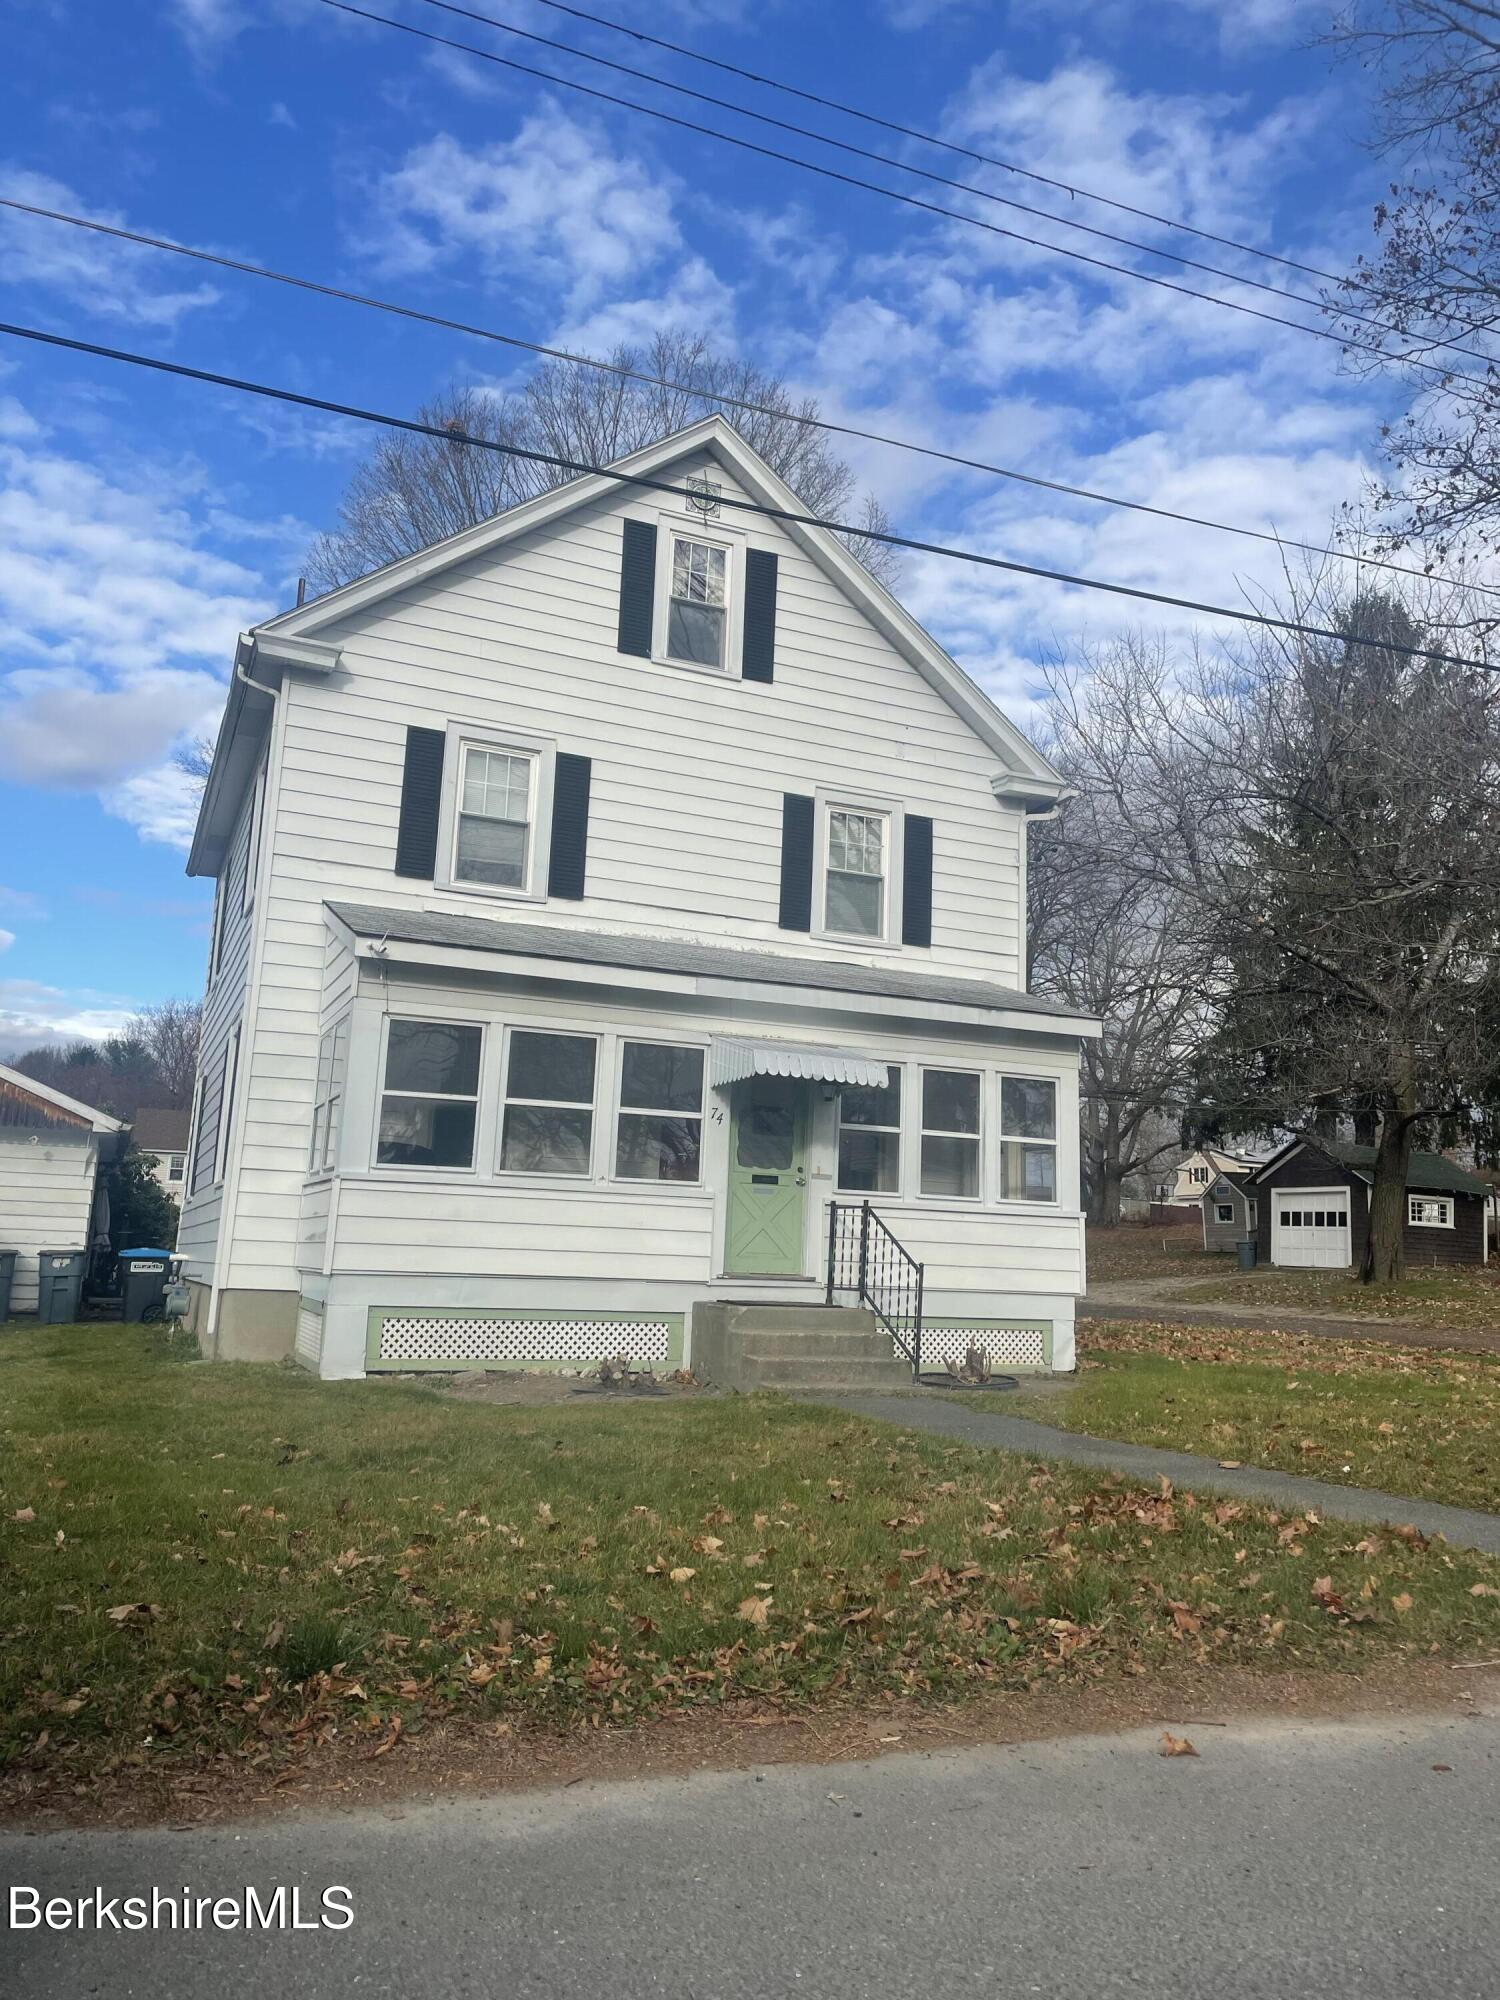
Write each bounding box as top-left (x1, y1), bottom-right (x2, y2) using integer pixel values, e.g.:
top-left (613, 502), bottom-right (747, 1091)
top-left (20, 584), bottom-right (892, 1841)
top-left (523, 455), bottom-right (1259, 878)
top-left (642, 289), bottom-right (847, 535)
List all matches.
top-left (0, 0), bottom-right (1401, 1052)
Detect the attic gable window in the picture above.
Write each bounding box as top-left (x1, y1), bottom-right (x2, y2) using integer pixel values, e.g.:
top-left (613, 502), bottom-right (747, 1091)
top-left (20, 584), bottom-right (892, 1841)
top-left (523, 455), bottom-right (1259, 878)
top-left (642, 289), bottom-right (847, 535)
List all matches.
top-left (455, 745), bottom-right (534, 890)
top-left (667, 535), bottom-right (728, 669)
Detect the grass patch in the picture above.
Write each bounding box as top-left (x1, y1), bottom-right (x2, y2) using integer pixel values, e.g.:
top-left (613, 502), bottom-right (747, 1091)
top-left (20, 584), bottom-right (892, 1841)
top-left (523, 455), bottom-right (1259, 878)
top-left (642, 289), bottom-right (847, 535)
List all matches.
top-left (1177, 1264), bottom-right (1500, 1330)
top-left (1086, 1223), bottom-right (1211, 1281)
top-left (1064, 1319), bottom-right (1500, 1513)
top-left (4, 1323), bottom-right (1500, 1808)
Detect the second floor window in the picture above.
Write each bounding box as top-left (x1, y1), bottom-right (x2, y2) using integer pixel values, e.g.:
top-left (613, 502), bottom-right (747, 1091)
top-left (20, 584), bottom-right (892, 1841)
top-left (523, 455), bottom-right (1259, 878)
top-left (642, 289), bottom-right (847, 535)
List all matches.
top-left (667, 536), bottom-right (728, 668)
top-left (826, 809), bottom-right (887, 938)
top-left (456, 745), bottom-right (535, 889)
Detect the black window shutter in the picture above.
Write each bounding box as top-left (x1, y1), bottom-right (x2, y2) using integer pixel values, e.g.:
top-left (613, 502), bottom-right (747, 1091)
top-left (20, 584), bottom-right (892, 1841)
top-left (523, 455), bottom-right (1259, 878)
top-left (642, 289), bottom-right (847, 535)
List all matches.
top-left (902, 815), bottom-right (934, 947)
top-left (778, 793), bottom-right (815, 931)
top-left (617, 518), bottom-right (657, 656)
top-left (742, 549), bottom-right (778, 683)
top-left (394, 726), bottom-right (445, 879)
top-left (548, 753), bottom-right (592, 899)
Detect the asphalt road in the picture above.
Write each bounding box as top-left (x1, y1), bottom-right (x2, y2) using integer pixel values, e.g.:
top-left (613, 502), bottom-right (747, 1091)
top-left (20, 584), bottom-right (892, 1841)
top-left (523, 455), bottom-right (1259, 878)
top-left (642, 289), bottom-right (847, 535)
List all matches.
top-left (5, 1708), bottom-right (1499, 1999)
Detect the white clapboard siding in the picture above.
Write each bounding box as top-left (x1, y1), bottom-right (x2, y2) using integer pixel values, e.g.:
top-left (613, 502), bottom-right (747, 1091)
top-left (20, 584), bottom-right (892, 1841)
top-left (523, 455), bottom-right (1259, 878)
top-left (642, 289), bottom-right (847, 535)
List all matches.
top-left (0, 1132), bottom-right (99, 1313)
top-left (208, 448), bottom-right (1056, 1307)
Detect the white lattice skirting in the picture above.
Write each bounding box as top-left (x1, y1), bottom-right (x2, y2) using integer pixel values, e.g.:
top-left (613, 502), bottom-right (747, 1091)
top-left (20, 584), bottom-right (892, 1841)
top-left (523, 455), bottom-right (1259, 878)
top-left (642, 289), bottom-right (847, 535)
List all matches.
top-left (294, 1302), bottom-right (325, 1368)
top-left (376, 1314), bottom-right (675, 1365)
top-left (921, 1323), bottom-right (1050, 1370)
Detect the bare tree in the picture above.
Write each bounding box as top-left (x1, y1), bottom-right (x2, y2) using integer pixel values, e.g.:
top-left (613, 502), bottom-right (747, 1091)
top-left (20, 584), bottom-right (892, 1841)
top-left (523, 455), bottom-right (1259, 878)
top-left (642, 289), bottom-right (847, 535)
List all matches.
top-left (125, 998), bottom-right (202, 1107)
top-left (306, 333), bottom-right (901, 594)
top-left (1044, 578), bottom-right (1500, 1280)
top-left (7, 997), bottom-right (201, 1119)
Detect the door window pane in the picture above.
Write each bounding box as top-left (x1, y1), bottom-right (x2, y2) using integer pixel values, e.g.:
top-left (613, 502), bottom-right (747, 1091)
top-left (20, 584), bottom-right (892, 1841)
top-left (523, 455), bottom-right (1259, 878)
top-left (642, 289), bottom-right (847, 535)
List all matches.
top-left (377, 1020), bottom-right (482, 1169)
top-left (737, 1097), bottom-right (797, 1170)
top-left (616, 1043), bottom-right (704, 1182)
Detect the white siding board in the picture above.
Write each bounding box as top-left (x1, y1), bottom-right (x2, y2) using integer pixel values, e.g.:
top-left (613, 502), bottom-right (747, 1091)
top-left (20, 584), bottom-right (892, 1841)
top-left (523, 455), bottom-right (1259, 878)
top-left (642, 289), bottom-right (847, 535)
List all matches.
top-left (0, 1133), bottom-right (99, 1313)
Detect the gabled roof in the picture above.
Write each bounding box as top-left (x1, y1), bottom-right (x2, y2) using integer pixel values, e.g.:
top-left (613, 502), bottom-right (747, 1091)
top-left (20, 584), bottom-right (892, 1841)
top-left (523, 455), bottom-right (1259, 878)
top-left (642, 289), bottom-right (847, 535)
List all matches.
top-left (1249, 1137), bottom-right (1489, 1196)
top-left (132, 1107), bottom-right (191, 1153)
top-left (189, 417), bottom-right (1066, 874)
top-left (0, 1062), bottom-right (124, 1135)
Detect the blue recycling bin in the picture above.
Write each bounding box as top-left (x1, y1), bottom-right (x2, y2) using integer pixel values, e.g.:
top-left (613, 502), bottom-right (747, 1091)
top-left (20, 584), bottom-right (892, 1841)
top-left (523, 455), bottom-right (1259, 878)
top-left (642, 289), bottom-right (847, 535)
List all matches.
top-left (118, 1247), bottom-right (172, 1323)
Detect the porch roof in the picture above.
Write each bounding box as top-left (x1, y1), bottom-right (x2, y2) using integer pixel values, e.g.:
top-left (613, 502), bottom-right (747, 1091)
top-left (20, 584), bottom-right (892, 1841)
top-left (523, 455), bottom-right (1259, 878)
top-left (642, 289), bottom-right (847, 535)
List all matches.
top-left (710, 1038), bottom-right (889, 1090)
top-left (326, 902), bottom-right (1100, 1035)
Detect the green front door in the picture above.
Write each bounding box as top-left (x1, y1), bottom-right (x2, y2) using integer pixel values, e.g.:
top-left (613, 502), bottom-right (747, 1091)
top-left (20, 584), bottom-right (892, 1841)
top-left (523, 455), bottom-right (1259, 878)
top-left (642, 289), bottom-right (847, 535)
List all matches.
top-left (725, 1076), bottom-right (809, 1275)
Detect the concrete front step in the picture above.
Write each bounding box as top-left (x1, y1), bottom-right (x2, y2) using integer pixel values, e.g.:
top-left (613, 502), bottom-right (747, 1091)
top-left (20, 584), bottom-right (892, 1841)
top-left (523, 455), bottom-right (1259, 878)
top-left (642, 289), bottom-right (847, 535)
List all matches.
top-left (692, 1301), bottom-right (913, 1391)
top-left (741, 1356), bottom-right (915, 1391)
top-left (737, 1329), bottom-right (896, 1361)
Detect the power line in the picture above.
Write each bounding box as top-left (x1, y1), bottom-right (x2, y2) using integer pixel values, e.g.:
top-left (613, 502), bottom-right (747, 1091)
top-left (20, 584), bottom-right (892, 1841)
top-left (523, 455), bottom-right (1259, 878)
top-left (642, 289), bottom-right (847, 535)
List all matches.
top-left (413, 0), bottom-right (1496, 373)
top-left (317, 0), bottom-right (1495, 392)
top-left (525, 0), bottom-right (1434, 323)
top-left (0, 312), bottom-right (1490, 672)
top-left (6, 192), bottom-right (1490, 599)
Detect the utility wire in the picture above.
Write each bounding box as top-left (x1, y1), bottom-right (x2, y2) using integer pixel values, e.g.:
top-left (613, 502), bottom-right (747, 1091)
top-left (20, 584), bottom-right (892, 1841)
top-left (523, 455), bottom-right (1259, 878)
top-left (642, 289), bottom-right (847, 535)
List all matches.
top-left (319, 0), bottom-right (1494, 393)
top-left (1, 312), bottom-right (1489, 672)
top-left (526, 0), bottom-right (1445, 324)
top-left (413, 0), bottom-right (1497, 373)
top-left (6, 193), bottom-right (1489, 598)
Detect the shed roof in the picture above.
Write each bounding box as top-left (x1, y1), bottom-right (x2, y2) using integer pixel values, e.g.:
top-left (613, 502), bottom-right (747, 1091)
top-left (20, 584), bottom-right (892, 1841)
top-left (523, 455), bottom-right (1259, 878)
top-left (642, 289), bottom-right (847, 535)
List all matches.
top-left (1251, 1137), bottom-right (1489, 1196)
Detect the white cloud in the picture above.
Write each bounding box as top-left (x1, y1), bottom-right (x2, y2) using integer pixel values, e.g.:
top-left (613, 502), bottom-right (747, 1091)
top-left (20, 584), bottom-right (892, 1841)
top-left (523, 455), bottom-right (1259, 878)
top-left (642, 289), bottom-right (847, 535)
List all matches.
top-left (0, 167), bottom-right (221, 329)
top-left (0, 929), bottom-right (14, 955)
top-left (0, 978), bottom-right (141, 1058)
top-left (365, 112), bottom-right (683, 310)
top-left (168, 0), bottom-right (245, 56)
top-left (106, 763), bottom-right (211, 849)
top-left (554, 257), bottom-right (738, 356)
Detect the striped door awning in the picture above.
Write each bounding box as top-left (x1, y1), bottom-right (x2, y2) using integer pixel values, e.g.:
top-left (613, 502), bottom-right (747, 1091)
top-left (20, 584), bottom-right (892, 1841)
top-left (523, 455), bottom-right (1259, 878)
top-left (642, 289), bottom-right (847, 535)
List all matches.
top-left (709, 1038), bottom-right (889, 1090)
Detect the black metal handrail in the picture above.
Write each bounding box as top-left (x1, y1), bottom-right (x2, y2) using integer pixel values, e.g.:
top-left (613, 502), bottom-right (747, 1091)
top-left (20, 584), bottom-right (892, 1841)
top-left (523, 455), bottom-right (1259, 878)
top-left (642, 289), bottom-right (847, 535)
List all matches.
top-left (825, 1199), bottom-right (924, 1374)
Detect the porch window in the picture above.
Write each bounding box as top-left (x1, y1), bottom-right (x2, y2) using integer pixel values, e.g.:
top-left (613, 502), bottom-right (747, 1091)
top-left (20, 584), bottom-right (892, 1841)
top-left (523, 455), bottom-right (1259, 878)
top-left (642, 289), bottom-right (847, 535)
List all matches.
top-left (1409, 1195), bottom-right (1454, 1228)
top-left (501, 1030), bottom-right (597, 1176)
top-left (309, 1017), bottom-right (349, 1173)
top-left (825, 809), bottom-right (887, 939)
top-left (377, 1020), bottom-right (481, 1169)
top-left (455, 743), bottom-right (535, 889)
top-left (667, 535), bottom-right (728, 668)
top-left (999, 1076), bottom-right (1057, 1202)
top-left (614, 1042), bottom-right (704, 1183)
top-left (920, 1068), bottom-right (980, 1198)
top-left (836, 1072), bottom-right (901, 1193)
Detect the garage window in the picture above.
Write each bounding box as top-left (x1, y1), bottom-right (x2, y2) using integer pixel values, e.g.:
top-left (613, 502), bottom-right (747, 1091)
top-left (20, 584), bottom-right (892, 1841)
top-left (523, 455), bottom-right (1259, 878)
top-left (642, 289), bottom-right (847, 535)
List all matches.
top-left (1409, 1195), bottom-right (1453, 1228)
top-left (1215, 1202), bottom-right (1234, 1223)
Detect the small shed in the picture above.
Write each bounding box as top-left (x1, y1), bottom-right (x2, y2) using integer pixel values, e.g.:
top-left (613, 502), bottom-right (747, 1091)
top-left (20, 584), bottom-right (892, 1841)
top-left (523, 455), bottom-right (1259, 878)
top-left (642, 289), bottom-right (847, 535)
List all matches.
top-left (1247, 1139), bottom-right (1488, 1270)
top-left (1200, 1170), bottom-right (1258, 1253)
top-left (0, 1063), bottom-right (125, 1315)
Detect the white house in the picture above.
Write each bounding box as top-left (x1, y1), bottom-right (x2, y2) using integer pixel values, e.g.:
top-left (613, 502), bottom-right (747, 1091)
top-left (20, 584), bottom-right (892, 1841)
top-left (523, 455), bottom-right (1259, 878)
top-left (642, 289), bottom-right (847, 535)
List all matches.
top-left (0, 1063), bottom-right (124, 1315)
top-left (177, 418), bottom-right (1099, 1381)
top-left (1166, 1147), bottom-right (1257, 1208)
top-left (131, 1107), bottom-right (190, 1204)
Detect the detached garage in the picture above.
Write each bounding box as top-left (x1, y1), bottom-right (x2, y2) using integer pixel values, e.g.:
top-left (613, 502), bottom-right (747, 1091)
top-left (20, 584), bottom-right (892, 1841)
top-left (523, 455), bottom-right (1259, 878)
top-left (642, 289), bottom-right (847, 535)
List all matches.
top-left (1248, 1139), bottom-right (1488, 1271)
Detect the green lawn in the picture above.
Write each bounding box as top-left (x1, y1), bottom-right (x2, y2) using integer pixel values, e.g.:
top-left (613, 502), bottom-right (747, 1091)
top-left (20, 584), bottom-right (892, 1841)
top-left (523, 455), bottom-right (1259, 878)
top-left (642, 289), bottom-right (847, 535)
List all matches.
top-left (1065, 1319), bottom-right (1500, 1513)
top-left (1086, 1222), bottom-right (1211, 1281)
top-left (1178, 1264), bottom-right (1500, 1330)
top-left (4, 1324), bottom-right (1500, 1811)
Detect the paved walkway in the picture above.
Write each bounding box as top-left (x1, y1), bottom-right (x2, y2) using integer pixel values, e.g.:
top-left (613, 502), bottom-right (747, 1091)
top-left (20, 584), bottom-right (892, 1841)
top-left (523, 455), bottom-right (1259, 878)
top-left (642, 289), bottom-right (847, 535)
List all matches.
top-left (1082, 1282), bottom-right (1500, 1357)
top-left (815, 1392), bottom-right (1500, 1553)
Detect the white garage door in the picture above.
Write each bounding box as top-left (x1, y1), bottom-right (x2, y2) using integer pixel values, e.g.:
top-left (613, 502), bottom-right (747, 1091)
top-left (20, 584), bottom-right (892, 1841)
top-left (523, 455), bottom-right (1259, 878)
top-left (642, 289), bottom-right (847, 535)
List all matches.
top-left (1272, 1190), bottom-right (1351, 1269)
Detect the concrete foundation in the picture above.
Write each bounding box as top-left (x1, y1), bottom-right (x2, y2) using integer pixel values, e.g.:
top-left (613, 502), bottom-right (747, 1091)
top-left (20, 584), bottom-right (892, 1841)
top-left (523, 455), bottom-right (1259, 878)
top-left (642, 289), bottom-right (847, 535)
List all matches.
top-left (206, 1287), bottom-right (299, 1362)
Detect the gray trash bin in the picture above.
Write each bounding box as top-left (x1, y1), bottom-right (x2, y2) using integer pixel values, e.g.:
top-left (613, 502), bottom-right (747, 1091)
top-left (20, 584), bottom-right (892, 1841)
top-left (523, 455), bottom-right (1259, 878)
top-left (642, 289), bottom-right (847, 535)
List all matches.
top-left (118, 1248), bottom-right (171, 1323)
top-left (0, 1249), bottom-right (15, 1321)
top-left (37, 1249), bottom-right (87, 1324)
top-left (1237, 1236), bottom-right (1258, 1272)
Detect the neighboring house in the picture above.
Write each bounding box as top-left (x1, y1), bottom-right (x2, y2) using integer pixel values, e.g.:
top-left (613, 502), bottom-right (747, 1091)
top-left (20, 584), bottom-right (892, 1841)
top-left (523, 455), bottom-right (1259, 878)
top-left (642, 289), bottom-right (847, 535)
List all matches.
top-left (1168, 1147), bottom-right (1258, 1208)
top-left (1247, 1139), bottom-right (1488, 1270)
top-left (1201, 1170), bottom-right (1258, 1253)
top-left (177, 417), bottom-right (1099, 1380)
top-left (131, 1108), bottom-right (190, 1201)
top-left (0, 1063), bottom-right (125, 1314)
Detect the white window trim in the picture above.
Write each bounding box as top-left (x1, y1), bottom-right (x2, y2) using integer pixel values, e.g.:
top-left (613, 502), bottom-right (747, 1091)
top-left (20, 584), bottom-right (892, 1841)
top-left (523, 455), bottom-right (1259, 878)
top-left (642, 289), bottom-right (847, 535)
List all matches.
top-left (167, 1153), bottom-right (185, 1183)
top-left (996, 1073), bottom-right (1059, 1206)
top-left (917, 1065), bottom-right (984, 1203)
top-left (652, 510), bottom-right (746, 679)
top-left (434, 721), bottom-right (557, 905)
top-left (242, 757), bottom-right (267, 918)
top-left (207, 872), bottom-right (227, 985)
top-left (371, 1015), bottom-right (485, 1177)
top-left (307, 1014), bottom-right (351, 1181)
top-left (1408, 1194), bottom-right (1454, 1228)
top-left (497, 1024), bottom-right (600, 1182)
top-left (812, 788), bottom-right (905, 952)
top-left (835, 1063), bottom-right (905, 1197)
top-left (214, 1024), bottom-right (241, 1189)
top-left (610, 1035), bottom-right (708, 1188)
top-left (1215, 1202), bottom-right (1235, 1224)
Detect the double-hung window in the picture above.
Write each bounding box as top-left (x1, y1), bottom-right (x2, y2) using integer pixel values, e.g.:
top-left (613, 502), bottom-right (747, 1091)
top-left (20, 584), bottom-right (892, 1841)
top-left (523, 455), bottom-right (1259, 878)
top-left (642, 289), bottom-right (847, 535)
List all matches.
top-left (455, 744), bottom-right (535, 890)
top-left (377, 1020), bottom-right (481, 1169)
top-left (614, 1042), bottom-right (704, 1183)
top-left (999, 1077), bottom-right (1057, 1202)
top-left (825, 809), bottom-right (888, 939)
top-left (1409, 1194), bottom-right (1453, 1228)
top-left (836, 1072), bottom-right (902, 1193)
top-left (309, 1018), bottom-right (350, 1173)
top-left (167, 1153), bottom-right (185, 1184)
top-left (500, 1030), bottom-right (597, 1176)
top-left (666, 535), bottom-right (728, 669)
top-left (920, 1069), bottom-right (980, 1198)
